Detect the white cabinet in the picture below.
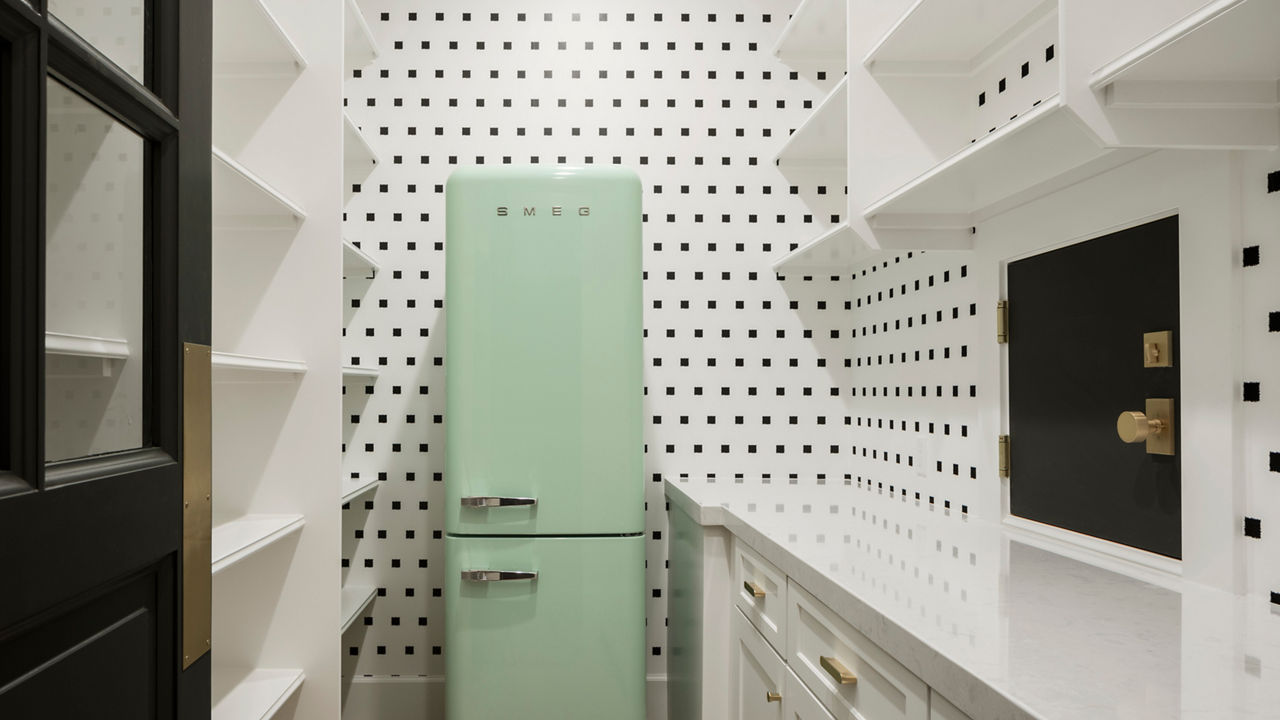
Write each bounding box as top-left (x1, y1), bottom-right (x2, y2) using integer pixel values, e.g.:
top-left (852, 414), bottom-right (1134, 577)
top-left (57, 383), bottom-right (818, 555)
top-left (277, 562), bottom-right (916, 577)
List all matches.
top-left (783, 669), bottom-right (836, 720)
top-left (788, 582), bottom-right (929, 720)
top-left (732, 609), bottom-right (786, 720)
top-left (734, 539), bottom-right (789, 653)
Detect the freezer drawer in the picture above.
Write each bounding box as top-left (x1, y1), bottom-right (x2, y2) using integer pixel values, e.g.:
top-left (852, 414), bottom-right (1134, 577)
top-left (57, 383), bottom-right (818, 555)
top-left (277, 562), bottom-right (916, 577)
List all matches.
top-left (445, 166), bottom-right (643, 536)
top-left (445, 534), bottom-right (645, 720)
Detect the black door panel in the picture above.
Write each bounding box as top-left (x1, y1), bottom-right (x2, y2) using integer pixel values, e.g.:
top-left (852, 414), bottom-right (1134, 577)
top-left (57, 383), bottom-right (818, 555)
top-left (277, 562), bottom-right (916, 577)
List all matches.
top-left (1008, 215), bottom-right (1181, 558)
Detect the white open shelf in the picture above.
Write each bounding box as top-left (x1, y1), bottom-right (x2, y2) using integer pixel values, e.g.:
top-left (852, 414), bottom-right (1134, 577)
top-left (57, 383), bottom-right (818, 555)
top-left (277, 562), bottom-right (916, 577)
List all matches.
top-left (343, 113), bottom-right (379, 170)
top-left (772, 223), bottom-right (869, 271)
top-left (213, 0), bottom-right (307, 78)
top-left (344, 0), bottom-right (379, 72)
top-left (211, 667), bottom-right (305, 720)
top-left (340, 585), bottom-right (377, 634)
top-left (773, 0), bottom-right (846, 65)
top-left (1087, 0), bottom-right (1280, 149)
top-left (45, 332), bottom-right (130, 360)
top-left (862, 96), bottom-right (1142, 247)
top-left (342, 239), bottom-right (379, 279)
top-left (864, 0), bottom-right (1054, 75)
top-left (212, 351), bottom-right (308, 377)
top-left (341, 364), bottom-right (380, 380)
top-left (211, 514), bottom-right (305, 575)
top-left (213, 148), bottom-right (306, 229)
top-left (341, 476), bottom-right (380, 506)
top-left (775, 77), bottom-right (848, 167)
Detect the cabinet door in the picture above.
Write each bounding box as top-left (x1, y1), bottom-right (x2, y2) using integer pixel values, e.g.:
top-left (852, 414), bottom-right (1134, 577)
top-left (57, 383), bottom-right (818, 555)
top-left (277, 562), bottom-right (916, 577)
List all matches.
top-left (734, 539), bottom-right (788, 653)
top-left (787, 582), bottom-right (928, 720)
top-left (783, 669), bottom-right (835, 720)
top-left (732, 609), bottom-right (785, 720)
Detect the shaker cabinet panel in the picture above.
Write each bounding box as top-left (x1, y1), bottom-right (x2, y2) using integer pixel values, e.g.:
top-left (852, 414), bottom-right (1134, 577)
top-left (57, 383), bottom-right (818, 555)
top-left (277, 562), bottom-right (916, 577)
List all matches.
top-left (734, 539), bottom-right (788, 654)
top-left (732, 608), bottom-right (786, 720)
top-left (787, 582), bottom-right (928, 720)
top-left (783, 668), bottom-right (836, 720)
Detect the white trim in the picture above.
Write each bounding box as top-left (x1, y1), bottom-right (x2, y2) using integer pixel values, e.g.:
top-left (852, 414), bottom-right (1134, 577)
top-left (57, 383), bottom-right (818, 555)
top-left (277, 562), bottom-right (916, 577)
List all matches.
top-left (1002, 515), bottom-right (1182, 587)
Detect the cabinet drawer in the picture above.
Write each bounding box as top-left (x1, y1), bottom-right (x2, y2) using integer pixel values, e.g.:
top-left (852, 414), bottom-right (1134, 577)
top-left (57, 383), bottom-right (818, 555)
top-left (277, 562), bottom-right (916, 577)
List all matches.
top-left (732, 608), bottom-right (786, 720)
top-left (734, 538), bottom-right (787, 653)
top-left (929, 689), bottom-right (973, 720)
top-left (783, 668), bottom-right (835, 720)
top-left (787, 582), bottom-right (928, 720)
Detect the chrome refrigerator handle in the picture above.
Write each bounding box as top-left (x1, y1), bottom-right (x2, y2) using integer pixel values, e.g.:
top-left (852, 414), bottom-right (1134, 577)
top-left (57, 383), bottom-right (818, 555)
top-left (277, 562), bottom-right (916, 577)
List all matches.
top-left (459, 496), bottom-right (537, 508)
top-left (460, 570), bottom-right (538, 582)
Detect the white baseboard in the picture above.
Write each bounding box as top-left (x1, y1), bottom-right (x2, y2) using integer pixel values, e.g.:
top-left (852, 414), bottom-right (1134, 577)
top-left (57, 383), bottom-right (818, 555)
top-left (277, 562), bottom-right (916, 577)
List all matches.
top-left (340, 674), bottom-right (667, 720)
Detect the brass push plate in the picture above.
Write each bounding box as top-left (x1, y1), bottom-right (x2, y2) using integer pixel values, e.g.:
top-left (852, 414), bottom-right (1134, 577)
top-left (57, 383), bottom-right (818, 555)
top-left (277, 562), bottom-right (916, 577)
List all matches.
top-left (1143, 398), bottom-right (1175, 456)
top-left (182, 343), bottom-right (212, 670)
top-left (1143, 331), bottom-right (1173, 368)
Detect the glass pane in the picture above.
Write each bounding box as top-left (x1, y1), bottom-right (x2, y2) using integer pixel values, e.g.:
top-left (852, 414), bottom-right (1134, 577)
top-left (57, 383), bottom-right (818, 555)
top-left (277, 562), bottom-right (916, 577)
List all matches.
top-left (47, 0), bottom-right (146, 83)
top-left (45, 79), bottom-right (145, 462)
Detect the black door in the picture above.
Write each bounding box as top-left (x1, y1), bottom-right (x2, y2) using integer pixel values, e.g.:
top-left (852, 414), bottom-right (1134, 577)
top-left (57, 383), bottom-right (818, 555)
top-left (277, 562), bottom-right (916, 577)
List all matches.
top-left (1008, 215), bottom-right (1181, 559)
top-left (0, 0), bottom-right (210, 717)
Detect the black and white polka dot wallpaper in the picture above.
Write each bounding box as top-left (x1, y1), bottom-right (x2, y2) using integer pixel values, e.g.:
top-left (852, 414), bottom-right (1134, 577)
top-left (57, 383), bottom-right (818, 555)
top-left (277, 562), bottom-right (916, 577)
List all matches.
top-left (331, 0), bottom-right (1280, 688)
top-left (338, 0), bottom-right (876, 680)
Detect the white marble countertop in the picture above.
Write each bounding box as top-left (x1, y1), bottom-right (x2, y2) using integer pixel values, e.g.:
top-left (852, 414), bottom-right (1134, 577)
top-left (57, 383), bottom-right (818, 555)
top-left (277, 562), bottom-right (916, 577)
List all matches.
top-left (665, 478), bottom-right (1280, 720)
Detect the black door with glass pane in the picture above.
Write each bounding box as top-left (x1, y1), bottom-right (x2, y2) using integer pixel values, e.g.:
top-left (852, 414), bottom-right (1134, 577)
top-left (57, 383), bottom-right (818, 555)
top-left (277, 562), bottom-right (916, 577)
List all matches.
top-left (0, 0), bottom-right (210, 717)
top-left (1007, 215), bottom-right (1181, 559)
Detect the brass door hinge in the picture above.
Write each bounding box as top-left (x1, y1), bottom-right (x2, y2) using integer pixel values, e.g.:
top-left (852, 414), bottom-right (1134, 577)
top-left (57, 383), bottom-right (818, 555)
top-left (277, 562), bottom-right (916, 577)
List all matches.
top-left (996, 300), bottom-right (1009, 344)
top-left (998, 435), bottom-right (1010, 478)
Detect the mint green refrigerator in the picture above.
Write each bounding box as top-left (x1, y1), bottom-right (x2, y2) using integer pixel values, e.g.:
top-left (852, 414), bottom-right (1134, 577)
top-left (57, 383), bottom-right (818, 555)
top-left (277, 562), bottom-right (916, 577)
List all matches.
top-left (444, 166), bottom-right (645, 720)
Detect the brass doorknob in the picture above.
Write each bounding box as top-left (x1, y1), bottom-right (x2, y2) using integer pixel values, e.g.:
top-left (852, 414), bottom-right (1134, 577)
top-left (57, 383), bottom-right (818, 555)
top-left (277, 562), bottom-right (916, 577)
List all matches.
top-left (1116, 411), bottom-right (1166, 443)
top-left (766, 692), bottom-right (782, 703)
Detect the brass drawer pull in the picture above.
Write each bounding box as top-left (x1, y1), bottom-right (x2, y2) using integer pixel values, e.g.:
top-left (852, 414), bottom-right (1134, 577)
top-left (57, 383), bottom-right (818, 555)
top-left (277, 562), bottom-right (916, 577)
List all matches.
top-left (766, 691), bottom-right (782, 703)
top-left (820, 655), bottom-right (857, 685)
top-left (743, 580), bottom-right (765, 598)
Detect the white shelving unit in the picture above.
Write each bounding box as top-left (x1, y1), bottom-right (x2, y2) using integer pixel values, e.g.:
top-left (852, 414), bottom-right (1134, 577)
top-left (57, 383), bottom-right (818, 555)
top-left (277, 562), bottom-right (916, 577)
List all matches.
top-left (212, 668), bottom-right (306, 720)
top-left (213, 0), bottom-right (306, 78)
top-left (845, 0), bottom-right (1136, 249)
top-left (772, 223), bottom-right (867, 271)
top-left (773, 0), bottom-right (847, 65)
top-left (862, 96), bottom-right (1141, 243)
top-left (342, 239), bottom-right (379, 279)
top-left (44, 332), bottom-right (131, 378)
top-left (212, 514), bottom-right (307, 574)
top-left (212, 148), bottom-right (307, 229)
top-left (864, 0), bottom-right (1053, 75)
top-left (340, 586), bottom-right (378, 634)
top-left (341, 365), bottom-right (380, 380)
top-left (210, 0), bottom-right (342, 717)
top-left (775, 77), bottom-right (849, 167)
top-left (1083, 0), bottom-right (1280, 149)
top-left (212, 351), bottom-right (309, 377)
top-left (343, 0), bottom-right (378, 73)
top-left (44, 331), bottom-right (130, 359)
top-left (340, 476), bottom-right (380, 506)
top-left (340, 2), bottom-right (381, 698)
top-left (343, 113), bottom-right (379, 189)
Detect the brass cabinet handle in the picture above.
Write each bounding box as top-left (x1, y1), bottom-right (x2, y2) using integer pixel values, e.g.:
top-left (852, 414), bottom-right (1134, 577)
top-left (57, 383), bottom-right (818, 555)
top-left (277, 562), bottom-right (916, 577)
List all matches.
top-left (743, 580), bottom-right (765, 598)
top-left (820, 655), bottom-right (857, 685)
top-left (766, 692), bottom-right (782, 703)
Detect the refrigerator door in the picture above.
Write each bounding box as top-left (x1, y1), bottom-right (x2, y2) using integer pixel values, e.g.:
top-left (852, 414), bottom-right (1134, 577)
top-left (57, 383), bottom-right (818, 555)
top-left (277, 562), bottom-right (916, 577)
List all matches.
top-left (445, 166), bottom-right (643, 536)
top-left (445, 534), bottom-right (646, 720)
